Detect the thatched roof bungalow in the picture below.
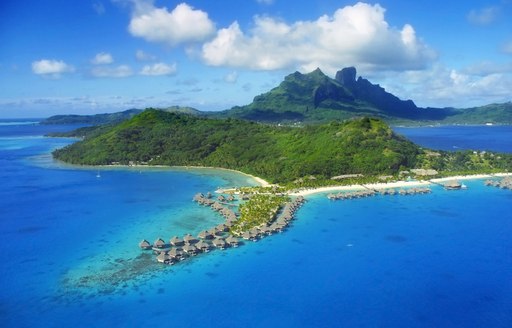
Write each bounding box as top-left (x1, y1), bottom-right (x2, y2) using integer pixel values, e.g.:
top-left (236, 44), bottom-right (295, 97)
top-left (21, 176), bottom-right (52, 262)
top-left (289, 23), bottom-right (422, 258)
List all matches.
top-left (154, 238), bottom-right (166, 248)
top-left (170, 236), bottom-right (184, 247)
top-left (183, 234), bottom-right (197, 244)
top-left (183, 244), bottom-right (198, 255)
top-left (139, 239), bottom-right (152, 250)
top-left (196, 240), bottom-right (211, 252)
top-left (444, 180), bottom-right (462, 190)
top-left (225, 235), bottom-right (239, 247)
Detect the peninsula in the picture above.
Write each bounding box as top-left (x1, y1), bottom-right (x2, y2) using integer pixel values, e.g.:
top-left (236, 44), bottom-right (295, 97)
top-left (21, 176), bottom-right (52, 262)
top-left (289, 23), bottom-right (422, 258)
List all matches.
top-left (50, 108), bottom-right (512, 265)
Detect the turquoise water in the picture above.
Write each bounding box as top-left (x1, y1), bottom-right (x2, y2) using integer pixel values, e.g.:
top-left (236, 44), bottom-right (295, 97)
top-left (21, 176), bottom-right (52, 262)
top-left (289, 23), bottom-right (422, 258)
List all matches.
top-left (1, 122), bottom-right (511, 327)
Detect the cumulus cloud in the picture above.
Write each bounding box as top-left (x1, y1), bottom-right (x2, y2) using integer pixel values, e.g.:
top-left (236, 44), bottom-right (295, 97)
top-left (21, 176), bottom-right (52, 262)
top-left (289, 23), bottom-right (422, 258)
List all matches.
top-left (91, 52), bottom-right (114, 65)
top-left (128, 1), bottom-right (215, 46)
top-left (135, 49), bottom-right (156, 61)
top-left (91, 65), bottom-right (133, 78)
top-left (467, 6), bottom-right (500, 25)
top-left (140, 62), bottom-right (177, 75)
top-left (380, 64), bottom-right (512, 108)
top-left (31, 59), bottom-right (74, 77)
top-left (201, 3), bottom-right (436, 73)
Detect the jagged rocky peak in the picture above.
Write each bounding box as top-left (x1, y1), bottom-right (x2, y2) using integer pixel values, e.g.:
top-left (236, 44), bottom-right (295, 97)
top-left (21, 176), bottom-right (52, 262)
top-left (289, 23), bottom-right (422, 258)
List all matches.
top-left (335, 67), bottom-right (357, 87)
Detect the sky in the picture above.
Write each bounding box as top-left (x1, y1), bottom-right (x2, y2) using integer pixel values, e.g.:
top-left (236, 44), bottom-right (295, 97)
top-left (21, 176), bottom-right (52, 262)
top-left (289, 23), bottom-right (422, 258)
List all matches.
top-left (1, 0), bottom-right (511, 118)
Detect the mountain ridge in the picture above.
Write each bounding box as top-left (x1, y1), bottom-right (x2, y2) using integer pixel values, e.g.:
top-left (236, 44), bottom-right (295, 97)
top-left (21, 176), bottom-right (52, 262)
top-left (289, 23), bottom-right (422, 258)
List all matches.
top-left (41, 67), bottom-right (512, 125)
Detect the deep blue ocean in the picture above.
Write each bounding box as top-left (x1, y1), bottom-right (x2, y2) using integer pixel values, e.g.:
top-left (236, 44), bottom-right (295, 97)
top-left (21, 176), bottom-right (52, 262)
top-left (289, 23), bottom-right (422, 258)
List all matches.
top-left (394, 125), bottom-right (512, 153)
top-left (1, 121), bottom-right (511, 327)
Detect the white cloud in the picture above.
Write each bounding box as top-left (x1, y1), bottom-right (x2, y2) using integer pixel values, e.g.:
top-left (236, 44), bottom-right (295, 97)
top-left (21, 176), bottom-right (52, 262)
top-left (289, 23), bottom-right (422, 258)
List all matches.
top-left (140, 62), bottom-right (177, 76)
top-left (128, 1), bottom-right (215, 46)
top-left (91, 52), bottom-right (114, 65)
top-left (31, 59), bottom-right (74, 77)
top-left (224, 71), bottom-right (238, 83)
top-left (91, 65), bottom-right (133, 78)
top-left (201, 3), bottom-right (436, 73)
top-left (378, 64), bottom-right (512, 108)
top-left (467, 6), bottom-right (500, 25)
top-left (135, 49), bottom-right (156, 61)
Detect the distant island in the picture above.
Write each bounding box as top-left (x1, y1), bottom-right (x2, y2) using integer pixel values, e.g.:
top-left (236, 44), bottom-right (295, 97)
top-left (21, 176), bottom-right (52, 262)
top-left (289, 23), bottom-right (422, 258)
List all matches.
top-left (42, 67), bottom-right (512, 126)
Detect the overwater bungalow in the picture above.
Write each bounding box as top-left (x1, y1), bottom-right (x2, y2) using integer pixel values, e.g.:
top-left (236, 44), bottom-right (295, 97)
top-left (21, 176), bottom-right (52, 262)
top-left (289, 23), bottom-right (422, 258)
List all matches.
top-left (183, 244), bottom-right (198, 255)
top-left (153, 238), bottom-right (166, 249)
top-left (170, 236), bottom-right (184, 247)
top-left (139, 239), bottom-right (152, 250)
top-left (227, 195), bottom-right (235, 202)
top-left (198, 230), bottom-right (214, 240)
top-left (169, 247), bottom-right (185, 260)
top-left (156, 252), bottom-right (172, 264)
top-left (183, 234), bottom-right (197, 244)
top-left (444, 180), bottom-right (462, 190)
top-left (259, 225), bottom-right (272, 236)
top-left (225, 235), bottom-right (239, 247)
top-left (193, 193), bottom-right (204, 202)
top-left (215, 223), bottom-right (229, 233)
top-left (212, 238), bottom-right (227, 249)
top-left (196, 240), bottom-right (211, 252)
top-left (242, 231), bottom-right (252, 240)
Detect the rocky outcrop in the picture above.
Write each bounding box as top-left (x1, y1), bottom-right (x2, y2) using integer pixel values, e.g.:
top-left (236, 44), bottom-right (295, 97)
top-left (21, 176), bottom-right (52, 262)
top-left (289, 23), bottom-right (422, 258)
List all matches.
top-left (335, 67), bottom-right (419, 118)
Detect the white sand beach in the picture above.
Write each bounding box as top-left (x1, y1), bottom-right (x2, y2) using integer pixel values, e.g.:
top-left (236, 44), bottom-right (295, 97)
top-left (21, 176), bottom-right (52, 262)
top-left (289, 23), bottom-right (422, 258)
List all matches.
top-left (290, 173), bottom-right (511, 197)
top-left (290, 180), bottom-right (431, 196)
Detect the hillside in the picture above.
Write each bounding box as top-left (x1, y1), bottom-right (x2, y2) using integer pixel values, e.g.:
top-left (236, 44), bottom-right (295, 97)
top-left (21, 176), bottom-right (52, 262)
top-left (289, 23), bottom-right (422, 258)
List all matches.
top-left (53, 109), bottom-right (422, 183)
top-left (53, 110), bottom-right (512, 184)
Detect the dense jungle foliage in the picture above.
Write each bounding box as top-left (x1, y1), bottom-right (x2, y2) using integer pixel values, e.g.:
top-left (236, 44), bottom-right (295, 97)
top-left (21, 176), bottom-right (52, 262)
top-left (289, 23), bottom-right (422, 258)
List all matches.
top-left (53, 109), bottom-right (512, 183)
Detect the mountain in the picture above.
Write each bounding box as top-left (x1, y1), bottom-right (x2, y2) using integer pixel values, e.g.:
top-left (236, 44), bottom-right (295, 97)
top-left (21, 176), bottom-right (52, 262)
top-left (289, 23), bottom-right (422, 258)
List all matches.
top-left (41, 109), bottom-right (143, 125)
top-left (218, 67), bottom-right (439, 123)
top-left (42, 67), bottom-right (511, 126)
top-left (218, 67), bottom-right (510, 124)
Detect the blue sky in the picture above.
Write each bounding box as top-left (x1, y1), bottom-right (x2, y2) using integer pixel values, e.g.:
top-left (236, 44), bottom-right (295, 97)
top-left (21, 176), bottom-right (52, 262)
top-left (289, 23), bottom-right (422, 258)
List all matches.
top-left (1, 0), bottom-right (511, 118)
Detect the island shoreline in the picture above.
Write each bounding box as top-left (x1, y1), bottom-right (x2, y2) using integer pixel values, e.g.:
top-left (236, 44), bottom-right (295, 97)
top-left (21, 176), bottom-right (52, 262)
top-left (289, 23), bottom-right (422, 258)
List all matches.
top-left (51, 158), bottom-right (510, 197)
top-left (290, 173), bottom-right (512, 197)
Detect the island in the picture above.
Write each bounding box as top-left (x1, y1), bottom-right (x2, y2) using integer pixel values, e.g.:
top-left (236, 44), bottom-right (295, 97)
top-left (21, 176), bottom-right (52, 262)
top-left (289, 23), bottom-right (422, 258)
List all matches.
top-left (50, 108), bottom-right (512, 265)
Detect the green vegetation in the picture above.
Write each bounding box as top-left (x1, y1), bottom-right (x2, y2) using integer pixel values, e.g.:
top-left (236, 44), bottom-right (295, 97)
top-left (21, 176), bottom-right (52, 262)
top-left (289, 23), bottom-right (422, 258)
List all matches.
top-left (231, 194), bottom-right (290, 235)
top-left (46, 125), bottom-right (110, 138)
top-left (53, 109), bottom-right (426, 183)
top-left (53, 109), bottom-right (512, 183)
top-left (415, 150), bottom-right (512, 176)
